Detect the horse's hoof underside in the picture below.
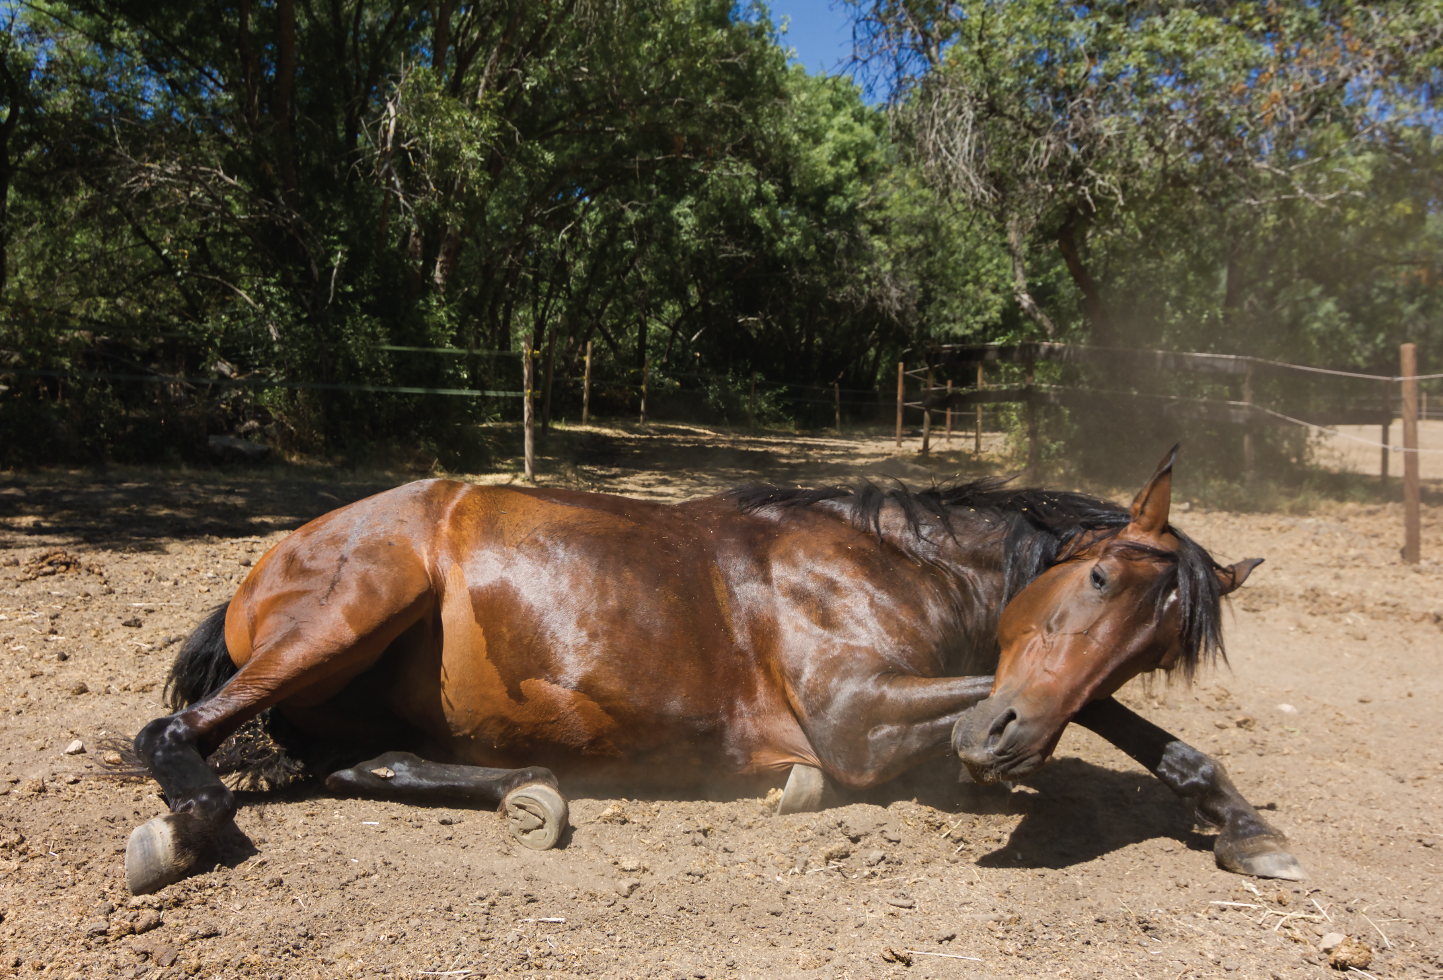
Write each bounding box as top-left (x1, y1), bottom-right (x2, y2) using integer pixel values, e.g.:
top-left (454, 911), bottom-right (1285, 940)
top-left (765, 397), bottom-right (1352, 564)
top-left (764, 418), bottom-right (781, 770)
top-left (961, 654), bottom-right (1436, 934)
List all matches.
top-left (1215, 833), bottom-right (1308, 881)
top-left (503, 782), bottom-right (568, 850)
top-left (776, 764), bottom-right (826, 815)
top-left (125, 812), bottom-right (209, 895)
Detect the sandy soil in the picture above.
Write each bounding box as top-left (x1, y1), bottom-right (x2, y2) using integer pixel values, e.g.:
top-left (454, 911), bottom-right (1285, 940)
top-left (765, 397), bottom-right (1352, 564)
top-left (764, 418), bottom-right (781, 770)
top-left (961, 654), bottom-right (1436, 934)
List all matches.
top-left (1, 423), bottom-right (1441, 980)
top-left (1313, 420), bottom-right (1443, 482)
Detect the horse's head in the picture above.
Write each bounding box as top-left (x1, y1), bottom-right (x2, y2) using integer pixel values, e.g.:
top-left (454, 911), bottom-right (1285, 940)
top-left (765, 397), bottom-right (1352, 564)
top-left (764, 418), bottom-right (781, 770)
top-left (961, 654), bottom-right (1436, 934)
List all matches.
top-left (952, 446), bottom-right (1261, 784)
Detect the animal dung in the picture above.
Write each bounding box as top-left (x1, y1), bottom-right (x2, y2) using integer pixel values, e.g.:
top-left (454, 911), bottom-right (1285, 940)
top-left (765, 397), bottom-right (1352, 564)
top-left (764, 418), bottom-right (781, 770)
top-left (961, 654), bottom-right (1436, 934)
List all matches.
top-left (880, 946), bottom-right (912, 966)
top-left (1326, 936), bottom-right (1373, 971)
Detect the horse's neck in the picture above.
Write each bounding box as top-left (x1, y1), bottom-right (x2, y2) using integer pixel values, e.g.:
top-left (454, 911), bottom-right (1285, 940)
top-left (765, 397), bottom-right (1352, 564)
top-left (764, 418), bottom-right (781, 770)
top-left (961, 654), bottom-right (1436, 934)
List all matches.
top-left (867, 504), bottom-right (1015, 676)
top-left (941, 532), bottom-right (1012, 676)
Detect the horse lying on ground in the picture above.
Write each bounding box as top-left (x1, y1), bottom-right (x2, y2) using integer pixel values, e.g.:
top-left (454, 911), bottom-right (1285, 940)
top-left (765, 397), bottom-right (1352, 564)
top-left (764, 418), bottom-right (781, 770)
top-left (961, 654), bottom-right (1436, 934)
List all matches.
top-left (122, 446), bottom-right (1305, 894)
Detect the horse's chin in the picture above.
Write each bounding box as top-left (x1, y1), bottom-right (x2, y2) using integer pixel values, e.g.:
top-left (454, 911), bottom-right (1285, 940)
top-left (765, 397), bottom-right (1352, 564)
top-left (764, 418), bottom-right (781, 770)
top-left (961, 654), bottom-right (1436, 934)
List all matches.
top-left (962, 752), bottom-right (1047, 785)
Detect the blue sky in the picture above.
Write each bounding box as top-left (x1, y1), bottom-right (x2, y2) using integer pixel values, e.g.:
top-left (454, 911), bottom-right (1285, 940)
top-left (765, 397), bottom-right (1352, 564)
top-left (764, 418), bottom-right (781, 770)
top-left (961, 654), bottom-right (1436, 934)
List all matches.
top-left (768, 0), bottom-right (855, 77)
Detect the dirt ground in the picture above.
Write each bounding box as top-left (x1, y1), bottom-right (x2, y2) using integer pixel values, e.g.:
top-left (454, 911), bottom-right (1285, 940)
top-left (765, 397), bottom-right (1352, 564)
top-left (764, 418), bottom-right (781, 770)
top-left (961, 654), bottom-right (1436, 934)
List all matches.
top-left (1315, 420), bottom-right (1443, 482)
top-left (1, 422), bottom-right (1441, 980)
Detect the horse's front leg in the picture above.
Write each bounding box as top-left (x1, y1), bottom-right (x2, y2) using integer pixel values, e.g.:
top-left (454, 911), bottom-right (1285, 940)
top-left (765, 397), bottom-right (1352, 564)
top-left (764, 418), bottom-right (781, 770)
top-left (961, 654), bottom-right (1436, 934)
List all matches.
top-left (780, 674), bottom-right (995, 813)
top-left (325, 752), bottom-right (568, 850)
top-left (1073, 697), bottom-right (1307, 880)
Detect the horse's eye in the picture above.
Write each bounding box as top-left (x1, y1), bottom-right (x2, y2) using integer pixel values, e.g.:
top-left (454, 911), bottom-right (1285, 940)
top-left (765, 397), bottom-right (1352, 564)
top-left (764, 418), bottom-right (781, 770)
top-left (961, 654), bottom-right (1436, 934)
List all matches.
top-left (1090, 565), bottom-right (1108, 591)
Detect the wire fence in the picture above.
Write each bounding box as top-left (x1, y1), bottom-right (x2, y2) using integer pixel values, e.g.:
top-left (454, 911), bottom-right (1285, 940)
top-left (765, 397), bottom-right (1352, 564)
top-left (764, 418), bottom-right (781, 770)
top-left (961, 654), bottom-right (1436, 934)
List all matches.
top-left (4, 324), bottom-right (1440, 450)
top-left (903, 342), bottom-right (1443, 455)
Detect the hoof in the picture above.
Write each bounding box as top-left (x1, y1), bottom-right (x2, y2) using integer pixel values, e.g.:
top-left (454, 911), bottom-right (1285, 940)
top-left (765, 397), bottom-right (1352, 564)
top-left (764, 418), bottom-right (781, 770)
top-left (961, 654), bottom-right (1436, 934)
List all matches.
top-left (502, 782), bottom-right (568, 850)
top-left (777, 764), bottom-right (825, 815)
top-left (125, 813), bottom-right (209, 895)
top-left (1215, 833), bottom-right (1308, 881)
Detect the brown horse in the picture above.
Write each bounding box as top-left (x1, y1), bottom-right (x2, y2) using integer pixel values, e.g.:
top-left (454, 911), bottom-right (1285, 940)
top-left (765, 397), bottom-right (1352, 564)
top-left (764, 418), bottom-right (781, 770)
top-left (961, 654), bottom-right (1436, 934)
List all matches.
top-left (123, 446), bottom-right (1304, 895)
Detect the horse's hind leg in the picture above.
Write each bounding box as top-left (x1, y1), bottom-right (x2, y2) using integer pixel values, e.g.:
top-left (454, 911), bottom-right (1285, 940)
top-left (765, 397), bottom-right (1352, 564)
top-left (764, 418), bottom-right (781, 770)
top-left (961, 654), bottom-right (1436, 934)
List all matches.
top-left (1075, 697), bottom-right (1307, 881)
top-left (325, 752), bottom-right (568, 849)
top-left (125, 700), bottom-right (243, 894)
top-left (127, 567), bottom-right (433, 892)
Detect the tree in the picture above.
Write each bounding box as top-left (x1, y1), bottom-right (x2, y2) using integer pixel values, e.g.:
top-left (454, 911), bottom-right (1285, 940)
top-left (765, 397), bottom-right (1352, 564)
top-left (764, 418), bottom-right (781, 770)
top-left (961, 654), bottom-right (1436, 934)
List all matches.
top-left (856, 0), bottom-right (1443, 353)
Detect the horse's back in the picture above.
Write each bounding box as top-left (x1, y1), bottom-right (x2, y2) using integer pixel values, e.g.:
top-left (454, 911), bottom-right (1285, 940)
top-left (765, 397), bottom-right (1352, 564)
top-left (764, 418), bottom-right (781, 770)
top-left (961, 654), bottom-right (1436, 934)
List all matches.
top-left (418, 485), bottom-right (802, 774)
top-left (229, 481), bottom-right (807, 780)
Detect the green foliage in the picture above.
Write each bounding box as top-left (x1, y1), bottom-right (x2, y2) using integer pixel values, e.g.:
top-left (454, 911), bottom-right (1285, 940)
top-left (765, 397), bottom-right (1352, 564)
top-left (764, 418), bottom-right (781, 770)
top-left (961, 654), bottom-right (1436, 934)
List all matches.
top-left (1, 0), bottom-right (1440, 480)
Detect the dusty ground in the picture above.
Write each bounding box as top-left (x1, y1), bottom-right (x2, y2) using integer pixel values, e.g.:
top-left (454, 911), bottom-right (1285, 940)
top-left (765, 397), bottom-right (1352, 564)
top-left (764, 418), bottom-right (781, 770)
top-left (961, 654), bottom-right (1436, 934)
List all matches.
top-left (1316, 420), bottom-right (1443, 482)
top-left (1, 423), bottom-right (1441, 980)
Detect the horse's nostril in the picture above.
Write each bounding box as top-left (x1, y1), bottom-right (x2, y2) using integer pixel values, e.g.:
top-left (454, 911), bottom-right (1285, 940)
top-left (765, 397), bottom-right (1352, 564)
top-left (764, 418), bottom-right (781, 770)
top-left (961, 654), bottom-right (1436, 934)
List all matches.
top-left (984, 707), bottom-right (1019, 751)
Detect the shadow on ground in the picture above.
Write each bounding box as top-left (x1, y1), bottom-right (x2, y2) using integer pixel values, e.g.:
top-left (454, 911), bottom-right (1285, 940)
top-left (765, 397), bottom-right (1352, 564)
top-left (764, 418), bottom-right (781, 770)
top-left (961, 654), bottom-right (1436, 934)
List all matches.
top-left (976, 757), bottom-right (1210, 870)
top-left (0, 475), bottom-right (399, 548)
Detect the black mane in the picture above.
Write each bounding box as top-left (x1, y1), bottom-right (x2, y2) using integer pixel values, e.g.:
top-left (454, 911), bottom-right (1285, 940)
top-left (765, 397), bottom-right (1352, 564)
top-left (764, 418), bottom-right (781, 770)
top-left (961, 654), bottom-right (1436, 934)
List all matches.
top-left (729, 479), bottom-right (1226, 680)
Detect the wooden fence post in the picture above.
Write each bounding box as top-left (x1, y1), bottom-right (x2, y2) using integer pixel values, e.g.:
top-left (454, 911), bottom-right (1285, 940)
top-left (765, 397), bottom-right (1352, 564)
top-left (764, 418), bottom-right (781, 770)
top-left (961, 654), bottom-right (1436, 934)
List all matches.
top-left (945, 380), bottom-right (952, 444)
top-left (834, 381), bottom-right (841, 435)
top-left (1381, 421), bottom-right (1390, 489)
top-left (581, 340), bottom-right (592, 425)
top-left (895, 361), bottom-right (905, 448)
top-left (921, 365), bottom-right (934, 455)
top-left (640, 356), bottom-right (649, 424)
top-left (975, 363), bottom-right (983, 454)
top-left (1242, 362), bottom-right (1255, 485)
top-left (523, 334), bottom-right (535, 482)
top-left (541, 334), bottom-right (555, 435)
top-left (1401, 342), bottom-right (1420, 564)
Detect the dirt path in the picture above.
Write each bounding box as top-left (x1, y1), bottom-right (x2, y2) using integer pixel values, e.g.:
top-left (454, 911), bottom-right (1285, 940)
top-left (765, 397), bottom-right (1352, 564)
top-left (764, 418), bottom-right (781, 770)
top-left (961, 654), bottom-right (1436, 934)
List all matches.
top-left (1, 425), bottom-right (1440, 980)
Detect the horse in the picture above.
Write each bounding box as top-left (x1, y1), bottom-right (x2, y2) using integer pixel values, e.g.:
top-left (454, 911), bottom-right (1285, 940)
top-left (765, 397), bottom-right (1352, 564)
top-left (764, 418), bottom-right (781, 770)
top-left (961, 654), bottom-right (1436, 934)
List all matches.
top-left (121, 445), bottom-right (1305, 895)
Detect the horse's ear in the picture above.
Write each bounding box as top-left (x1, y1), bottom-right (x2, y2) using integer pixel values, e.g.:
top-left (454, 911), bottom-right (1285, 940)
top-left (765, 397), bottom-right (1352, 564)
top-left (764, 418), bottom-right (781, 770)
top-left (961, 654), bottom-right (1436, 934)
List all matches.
top-left (1128, 443), bottom-right (1179, 535)
top-left (1216, 558), bottom-right (1264, 595)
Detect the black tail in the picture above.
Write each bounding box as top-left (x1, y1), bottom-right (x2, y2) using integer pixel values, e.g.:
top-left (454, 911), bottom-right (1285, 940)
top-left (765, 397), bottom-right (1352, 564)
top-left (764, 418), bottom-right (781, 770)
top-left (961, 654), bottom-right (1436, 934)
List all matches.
top-left (163, 601), bottom-right (237, 711)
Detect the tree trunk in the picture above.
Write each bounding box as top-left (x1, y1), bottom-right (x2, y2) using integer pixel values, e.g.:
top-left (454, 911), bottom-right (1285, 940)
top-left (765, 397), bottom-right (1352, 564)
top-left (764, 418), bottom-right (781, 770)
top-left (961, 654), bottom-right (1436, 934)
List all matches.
top-left (431, 0), bottom-right (455, 76)
top-left (1223, 248), bottom-right (1245, 324)
top-left (1055, 220), bottom-right (1110, 345)
top-left (432, 225), bottom-right (461, 294)
top-left (1007, 218), bottom-right (1056, 338)
top-left (0, 162), bottom-right (9, 297)
top-left (237, 0), bottom-right (260, 129)
top-left (0, 43), bottom-right (26, 297)
top-left (274, 0), bottom-right (299, 208)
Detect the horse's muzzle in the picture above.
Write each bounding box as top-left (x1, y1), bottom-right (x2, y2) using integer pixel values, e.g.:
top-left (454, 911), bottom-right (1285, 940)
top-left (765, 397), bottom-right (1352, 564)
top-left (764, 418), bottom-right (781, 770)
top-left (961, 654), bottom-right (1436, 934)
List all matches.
top-left (952, 697), bottom-right (1048, 784)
